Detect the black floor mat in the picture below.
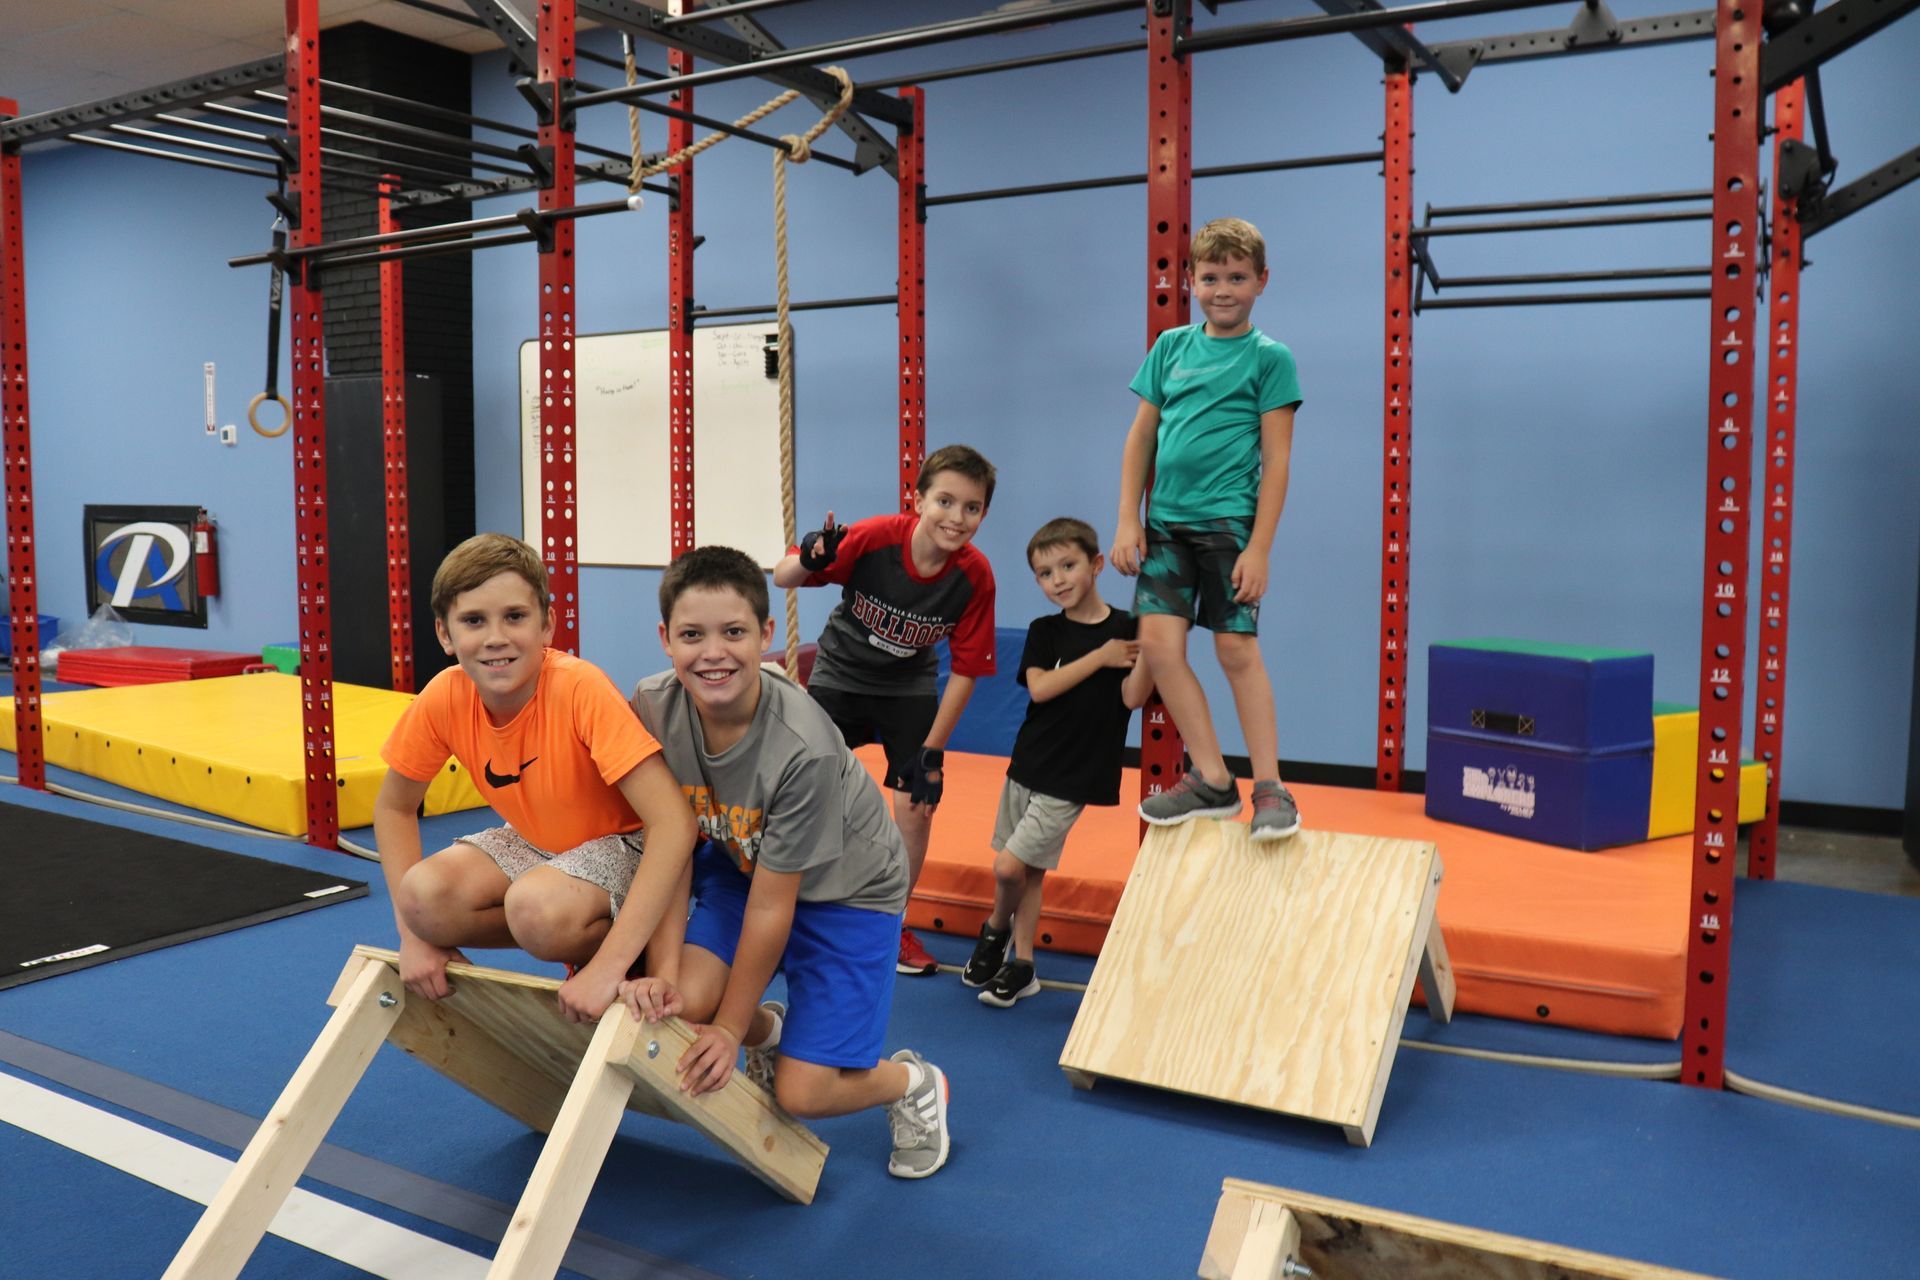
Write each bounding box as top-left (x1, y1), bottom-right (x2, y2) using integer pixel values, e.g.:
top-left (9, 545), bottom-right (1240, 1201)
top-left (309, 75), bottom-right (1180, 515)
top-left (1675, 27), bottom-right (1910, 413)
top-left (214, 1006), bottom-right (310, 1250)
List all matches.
top-left (0, 801), bottom-right (367, 989)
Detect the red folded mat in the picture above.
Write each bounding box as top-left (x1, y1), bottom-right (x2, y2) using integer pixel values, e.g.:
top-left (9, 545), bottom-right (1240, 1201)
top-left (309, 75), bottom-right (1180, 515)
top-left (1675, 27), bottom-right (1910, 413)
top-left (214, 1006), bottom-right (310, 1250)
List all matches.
top-left (54, 646), bottom-right (264, 687)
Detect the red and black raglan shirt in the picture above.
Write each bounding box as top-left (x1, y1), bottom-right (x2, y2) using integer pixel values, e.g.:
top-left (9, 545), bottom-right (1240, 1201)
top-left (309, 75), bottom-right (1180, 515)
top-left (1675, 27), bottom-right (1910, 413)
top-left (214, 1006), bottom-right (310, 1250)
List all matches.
top-left (796, 512), bottom-right (996, 698)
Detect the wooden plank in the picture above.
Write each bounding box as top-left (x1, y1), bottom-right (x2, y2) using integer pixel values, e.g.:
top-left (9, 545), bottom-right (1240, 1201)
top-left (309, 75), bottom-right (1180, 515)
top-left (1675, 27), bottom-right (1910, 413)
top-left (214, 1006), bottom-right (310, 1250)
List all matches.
top-left (1419, 905), bottom-right (1457, 1024)
top-left (486, 1009), bottom-right (641, 1280)
top-left (349, 945), bottom-right (825, 1203)
top-left (610, 1003), bottom-right (829, 1204)
top-left (1060, 822), bottom-right (1440, 1140)
top-left (1345, 852), bottom-right (1445, 1147)
top-left (1201, 1180), bottom-right (1724, 1280)
top-left (163, 959), bottom-right (404, 1280)
top-left (1231, 1203), bottom-right (1302, 1280)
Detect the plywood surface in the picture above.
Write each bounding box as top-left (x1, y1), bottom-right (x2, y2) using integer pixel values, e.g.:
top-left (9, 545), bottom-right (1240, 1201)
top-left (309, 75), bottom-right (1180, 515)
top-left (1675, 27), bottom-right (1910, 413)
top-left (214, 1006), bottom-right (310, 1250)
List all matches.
top-left (1059, 821), bottom-right (1441, 1133)
top-left (337, 946), bottom-right (827, 1184)
top-left (1202, 1180), bottom-right (1723, 1279)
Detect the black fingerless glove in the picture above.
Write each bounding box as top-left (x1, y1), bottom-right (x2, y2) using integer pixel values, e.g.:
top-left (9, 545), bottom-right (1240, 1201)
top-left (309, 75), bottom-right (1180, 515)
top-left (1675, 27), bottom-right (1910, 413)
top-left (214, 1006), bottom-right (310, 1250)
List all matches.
top-left (798, 522), bottom-right (848, 572)
top-left (904, 746), bottom-right (945, 807)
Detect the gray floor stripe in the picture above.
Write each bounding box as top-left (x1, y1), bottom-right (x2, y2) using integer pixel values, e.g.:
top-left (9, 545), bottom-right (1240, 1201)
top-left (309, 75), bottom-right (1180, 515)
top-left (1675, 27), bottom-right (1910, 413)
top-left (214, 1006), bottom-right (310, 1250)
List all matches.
top-left (0, 1030), bottom-right (728, 1280)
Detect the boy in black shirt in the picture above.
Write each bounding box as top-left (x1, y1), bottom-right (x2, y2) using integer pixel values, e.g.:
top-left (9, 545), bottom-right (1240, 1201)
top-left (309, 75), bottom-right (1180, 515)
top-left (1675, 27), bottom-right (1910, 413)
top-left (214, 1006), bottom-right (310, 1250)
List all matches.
top-left (962, 518), bottom-right (1154, 1006)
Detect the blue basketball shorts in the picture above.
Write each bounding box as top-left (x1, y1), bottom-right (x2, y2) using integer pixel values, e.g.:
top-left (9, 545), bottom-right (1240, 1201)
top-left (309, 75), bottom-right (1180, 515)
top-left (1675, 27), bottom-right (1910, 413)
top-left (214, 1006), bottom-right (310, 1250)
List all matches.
top-left (684, 842), bottom-right (900, 1070)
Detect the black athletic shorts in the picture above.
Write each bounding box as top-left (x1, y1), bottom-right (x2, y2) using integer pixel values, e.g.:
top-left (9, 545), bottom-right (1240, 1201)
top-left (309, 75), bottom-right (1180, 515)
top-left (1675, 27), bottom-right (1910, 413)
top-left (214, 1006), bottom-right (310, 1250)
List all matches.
top-left (807, 684), bottom-right (940, 793)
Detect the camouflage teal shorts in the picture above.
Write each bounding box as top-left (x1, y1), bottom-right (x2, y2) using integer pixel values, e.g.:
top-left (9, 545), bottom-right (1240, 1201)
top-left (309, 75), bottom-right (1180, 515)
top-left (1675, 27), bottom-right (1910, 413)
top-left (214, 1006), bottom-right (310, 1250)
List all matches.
top-left (1132, 516), bottom-right (1259, 634)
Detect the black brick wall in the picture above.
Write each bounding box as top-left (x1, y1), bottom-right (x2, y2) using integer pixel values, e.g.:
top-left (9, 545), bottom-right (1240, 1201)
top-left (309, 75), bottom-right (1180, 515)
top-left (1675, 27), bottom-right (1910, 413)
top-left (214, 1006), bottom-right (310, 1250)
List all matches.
top-left (316, 22), bottom-right (474, 550)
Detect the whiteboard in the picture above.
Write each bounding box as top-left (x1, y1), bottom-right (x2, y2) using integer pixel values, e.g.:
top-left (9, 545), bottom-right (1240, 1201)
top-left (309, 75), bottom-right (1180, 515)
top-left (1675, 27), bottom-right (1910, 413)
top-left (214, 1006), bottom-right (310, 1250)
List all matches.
top-left (519, 324), bottom-right (788, 568)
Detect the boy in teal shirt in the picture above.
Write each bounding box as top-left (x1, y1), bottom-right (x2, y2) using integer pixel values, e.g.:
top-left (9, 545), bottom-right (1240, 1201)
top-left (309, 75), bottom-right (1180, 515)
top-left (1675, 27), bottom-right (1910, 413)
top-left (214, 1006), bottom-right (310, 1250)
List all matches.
top-left (1111, 216), bottom-right (1304, 840)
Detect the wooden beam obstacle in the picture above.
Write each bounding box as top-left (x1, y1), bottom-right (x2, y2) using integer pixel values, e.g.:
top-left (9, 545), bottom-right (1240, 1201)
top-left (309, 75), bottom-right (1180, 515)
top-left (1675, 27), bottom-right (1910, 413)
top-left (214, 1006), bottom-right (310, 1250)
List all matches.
top-left (1059, 821), bottom-right (1454, 1146)
top-left (164, 945), bottom-right (827, 1280)
top-left (1200, 1179), bottom-right (1723, 1279)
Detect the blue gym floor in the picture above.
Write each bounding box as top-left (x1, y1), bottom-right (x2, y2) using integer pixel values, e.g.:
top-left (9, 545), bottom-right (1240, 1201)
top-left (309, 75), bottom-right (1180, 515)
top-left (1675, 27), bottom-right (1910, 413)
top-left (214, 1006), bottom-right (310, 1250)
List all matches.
top-left (2, 756), bottom-right (1917, 1278)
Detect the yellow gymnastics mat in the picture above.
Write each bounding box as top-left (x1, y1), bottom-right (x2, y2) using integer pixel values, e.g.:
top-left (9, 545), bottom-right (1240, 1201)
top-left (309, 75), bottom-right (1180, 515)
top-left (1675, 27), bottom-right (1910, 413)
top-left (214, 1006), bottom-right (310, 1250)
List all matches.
top-left (1, 673), bottom-right (484, 835)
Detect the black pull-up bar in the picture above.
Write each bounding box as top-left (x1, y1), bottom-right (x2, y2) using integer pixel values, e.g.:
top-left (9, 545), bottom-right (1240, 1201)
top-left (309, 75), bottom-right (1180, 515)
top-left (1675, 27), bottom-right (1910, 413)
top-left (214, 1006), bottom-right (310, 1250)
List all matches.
top-left (927, 151), bottom-right (1385, 209)
top-left (227, 194), bottom-right (649, 271)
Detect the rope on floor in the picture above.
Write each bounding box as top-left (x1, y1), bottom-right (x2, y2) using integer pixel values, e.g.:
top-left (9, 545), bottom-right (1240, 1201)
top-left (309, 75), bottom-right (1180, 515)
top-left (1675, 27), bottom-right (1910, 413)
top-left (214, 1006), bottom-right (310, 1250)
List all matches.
top-left (1724, 1067), bottom-right (1920, 1131)
top-left (1, 774), bottom-right (303, 842)
top-left (938, 961), bottom-right (1684, 1078)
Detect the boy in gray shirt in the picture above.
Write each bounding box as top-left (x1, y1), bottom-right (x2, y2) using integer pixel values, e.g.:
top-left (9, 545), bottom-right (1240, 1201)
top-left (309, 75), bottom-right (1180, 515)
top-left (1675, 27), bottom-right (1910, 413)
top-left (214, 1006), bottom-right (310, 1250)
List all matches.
top-left (622, 546), bottom-right (951, 1179)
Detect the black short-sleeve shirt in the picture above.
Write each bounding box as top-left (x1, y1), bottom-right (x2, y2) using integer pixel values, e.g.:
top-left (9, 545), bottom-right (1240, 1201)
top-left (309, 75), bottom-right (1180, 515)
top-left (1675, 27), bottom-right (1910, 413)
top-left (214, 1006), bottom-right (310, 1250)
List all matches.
top-left (1006, 609), bottom-right (1138, 806)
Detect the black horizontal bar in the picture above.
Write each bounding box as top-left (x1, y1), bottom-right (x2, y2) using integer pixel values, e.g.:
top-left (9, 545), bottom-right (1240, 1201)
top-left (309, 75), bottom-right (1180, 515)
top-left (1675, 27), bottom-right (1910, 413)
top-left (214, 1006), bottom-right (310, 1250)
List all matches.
top-left (229, 194), bottom-right (645, 267)
top-left (659, 0), bottom-right (807, 26)
top-left (1804, 141), bottom-right (1920, 239)
top-left (318, 78), bottom-right (542, 143)
top-left (860, 38), bottom-right (1145, 91)
top-left (1436, 266), bottom-right (1711, 287)
top-left (571, 0), bottom-right (1137, 108)
top-left (1763, 0), bottom-right (1920, 94)
top-left (926, 151), bottom-right (1383, 208)
top-left (1412, 208), bottom-right (1710, 237)
top-left (320, 230), bottom-right (540, 270)
top-left (693, 294), bottom-right (898, 320)
top-left (144, 113), bottom-right (477, 187)
top-left (0, 56), bottom-right (285, 145)
top-left (1427, 189), bottom-right (1712, 218)
top-left (252, 90), bottom-right (521, 163)
top-left (68, 135), bottom-right (280, 181)
top-left (1418, 288), bottom-right (1711, 309)
top-left (1183, 0), bottom-right (1573, 54)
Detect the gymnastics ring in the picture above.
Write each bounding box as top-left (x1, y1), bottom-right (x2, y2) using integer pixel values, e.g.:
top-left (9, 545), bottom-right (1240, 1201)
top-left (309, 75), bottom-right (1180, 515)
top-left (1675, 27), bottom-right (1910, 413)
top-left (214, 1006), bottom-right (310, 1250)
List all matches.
top-left (248, 391), bottom-right (292, 439)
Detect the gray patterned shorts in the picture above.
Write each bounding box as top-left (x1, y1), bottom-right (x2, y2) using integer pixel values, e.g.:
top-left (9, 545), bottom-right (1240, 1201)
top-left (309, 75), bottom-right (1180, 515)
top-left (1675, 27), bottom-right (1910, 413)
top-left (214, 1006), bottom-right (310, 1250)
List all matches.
top-left (456, 826), bottom-right (645, 917)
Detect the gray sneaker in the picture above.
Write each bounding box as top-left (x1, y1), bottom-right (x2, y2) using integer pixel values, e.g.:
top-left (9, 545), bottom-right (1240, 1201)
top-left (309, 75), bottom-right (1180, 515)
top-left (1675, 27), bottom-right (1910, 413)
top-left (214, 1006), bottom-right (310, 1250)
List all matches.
top-left (1139, 770), bottom-right (1242, 826)
top-left (1250, 781), bottom-right (1301, 842)
top-left (743, 1000), bottom-right (784, 1095)
top-left (885, 1049), bottom-right (951, 1179)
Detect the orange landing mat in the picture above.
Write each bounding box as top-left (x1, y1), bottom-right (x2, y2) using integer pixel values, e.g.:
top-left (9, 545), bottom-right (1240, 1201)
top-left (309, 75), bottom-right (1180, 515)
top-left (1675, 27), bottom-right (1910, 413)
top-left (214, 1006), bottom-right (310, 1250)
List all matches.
top-left (861, 747), bottom-right (1690, 1039)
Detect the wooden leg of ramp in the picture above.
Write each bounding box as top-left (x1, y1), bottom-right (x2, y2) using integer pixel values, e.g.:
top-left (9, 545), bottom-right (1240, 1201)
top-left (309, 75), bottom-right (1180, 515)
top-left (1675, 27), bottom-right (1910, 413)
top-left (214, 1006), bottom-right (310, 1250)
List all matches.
top-left (1200, 1179), bottom-right (1724, 1279)
top-left (1419, 906), bottom-right (1457, 1024)
top-left (1060, 821), bottom-right (1450, 1146)
top-left (487, 1007), bottom-right (644, 1280)
top-left (162, 957), bottom-right (405, 1280)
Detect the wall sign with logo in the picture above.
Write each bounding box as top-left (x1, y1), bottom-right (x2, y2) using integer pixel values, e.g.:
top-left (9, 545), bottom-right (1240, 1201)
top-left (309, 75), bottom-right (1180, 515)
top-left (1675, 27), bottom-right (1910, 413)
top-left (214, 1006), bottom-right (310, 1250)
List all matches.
top-left (83, 505), bottom-right (207, 628)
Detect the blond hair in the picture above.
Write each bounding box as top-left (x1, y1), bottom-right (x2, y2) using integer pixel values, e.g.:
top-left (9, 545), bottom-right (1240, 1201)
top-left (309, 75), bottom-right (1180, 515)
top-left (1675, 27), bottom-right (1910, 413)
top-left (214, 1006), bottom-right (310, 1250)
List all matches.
top-left (430, 533), bottom-right (550, 622)
top-left (1191, 216), bottom-right (1266, 275)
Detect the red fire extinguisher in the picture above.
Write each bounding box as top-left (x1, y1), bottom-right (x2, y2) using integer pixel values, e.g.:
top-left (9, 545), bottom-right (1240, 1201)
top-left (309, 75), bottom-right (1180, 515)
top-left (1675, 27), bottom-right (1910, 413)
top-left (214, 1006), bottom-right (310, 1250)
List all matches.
top-left (193, 509), bottom-right (220, 598)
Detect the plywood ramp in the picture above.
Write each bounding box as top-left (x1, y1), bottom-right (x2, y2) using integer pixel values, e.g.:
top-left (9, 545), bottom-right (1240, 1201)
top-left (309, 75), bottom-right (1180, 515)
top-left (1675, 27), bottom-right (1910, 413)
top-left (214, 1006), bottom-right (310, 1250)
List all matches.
top-left (1200, 1179), bottom-right (1723, 1279)
top-left (166, 946), bottom-right (826, 1280)
top-left (1059, 821), bottom-right (1448, 1146)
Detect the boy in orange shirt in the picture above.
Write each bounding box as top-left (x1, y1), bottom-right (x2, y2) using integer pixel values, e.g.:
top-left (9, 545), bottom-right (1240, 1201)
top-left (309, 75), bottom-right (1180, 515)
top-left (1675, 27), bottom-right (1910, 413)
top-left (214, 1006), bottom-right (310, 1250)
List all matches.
top-left (374, 534), bottom-right (697, 1023)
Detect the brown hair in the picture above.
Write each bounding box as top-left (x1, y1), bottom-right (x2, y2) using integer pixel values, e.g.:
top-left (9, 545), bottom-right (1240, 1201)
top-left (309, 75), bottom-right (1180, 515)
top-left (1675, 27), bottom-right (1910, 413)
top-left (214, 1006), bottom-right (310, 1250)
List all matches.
top-left (1191, 216), bottom-right (1266, 276)
top-left (1027, 517), bottom-right (1101, 568)
top-left (916, 443), bottom-right (997, 509)
top-left (659, 545), bottom-right (771, 625)
top-left (430, 533), bottom-right (549, 622)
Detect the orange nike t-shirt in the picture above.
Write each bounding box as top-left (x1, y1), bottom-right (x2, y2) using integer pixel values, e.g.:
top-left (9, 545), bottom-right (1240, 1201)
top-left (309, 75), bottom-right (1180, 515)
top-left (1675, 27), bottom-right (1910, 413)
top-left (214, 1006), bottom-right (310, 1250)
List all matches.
top-left (382, 648), bottom-right (660, 854)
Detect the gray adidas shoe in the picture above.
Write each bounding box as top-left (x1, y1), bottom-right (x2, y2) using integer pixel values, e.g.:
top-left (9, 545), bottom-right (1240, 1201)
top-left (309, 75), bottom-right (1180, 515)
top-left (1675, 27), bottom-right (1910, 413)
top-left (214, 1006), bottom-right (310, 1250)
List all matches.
top-left (1139, 770), bottom-right (1242, 826)
top-left (1250, 781), bottom-right (1302, 842)
top-left (743, 1000), bottom-right (784, 1095)
top-left (885, 1049), bottom-right (951, 1179)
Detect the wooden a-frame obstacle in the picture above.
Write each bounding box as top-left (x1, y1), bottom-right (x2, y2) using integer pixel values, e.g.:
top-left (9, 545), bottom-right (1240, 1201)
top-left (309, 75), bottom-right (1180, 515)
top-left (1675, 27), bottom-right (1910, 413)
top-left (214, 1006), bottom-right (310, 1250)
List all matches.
top-left (1200, 1178), bottom-right (1723, 1279)
top-left (164, 945), bottom-right (827, 1280)
top-left (1060, 821), bottom-right (1455, 1147)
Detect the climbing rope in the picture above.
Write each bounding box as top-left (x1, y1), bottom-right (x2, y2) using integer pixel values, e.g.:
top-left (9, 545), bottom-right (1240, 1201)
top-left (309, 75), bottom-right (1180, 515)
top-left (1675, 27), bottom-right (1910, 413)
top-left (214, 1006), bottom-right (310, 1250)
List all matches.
top-left (614, 49), bottom-right (853, 679)
top-left (773, 67), bottom-right (854, 679)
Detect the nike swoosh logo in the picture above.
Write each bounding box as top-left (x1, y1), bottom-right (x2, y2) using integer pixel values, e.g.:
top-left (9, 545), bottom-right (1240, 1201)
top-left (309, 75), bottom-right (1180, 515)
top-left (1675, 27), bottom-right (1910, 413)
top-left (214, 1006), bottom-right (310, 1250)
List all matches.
top-left (484, 756), bottom-right (539, 788)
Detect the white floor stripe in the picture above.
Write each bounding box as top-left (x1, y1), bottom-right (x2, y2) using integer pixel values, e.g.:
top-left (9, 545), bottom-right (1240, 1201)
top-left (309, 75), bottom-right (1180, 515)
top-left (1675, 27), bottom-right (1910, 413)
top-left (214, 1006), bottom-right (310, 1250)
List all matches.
top-left (0, 1070), bottom-right (491, 1279)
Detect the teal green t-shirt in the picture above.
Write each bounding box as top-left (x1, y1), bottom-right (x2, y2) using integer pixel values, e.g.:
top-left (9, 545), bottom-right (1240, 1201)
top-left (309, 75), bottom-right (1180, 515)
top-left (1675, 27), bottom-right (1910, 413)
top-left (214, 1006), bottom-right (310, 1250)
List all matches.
top-left (1129, 324), bottom-right (1302, 524)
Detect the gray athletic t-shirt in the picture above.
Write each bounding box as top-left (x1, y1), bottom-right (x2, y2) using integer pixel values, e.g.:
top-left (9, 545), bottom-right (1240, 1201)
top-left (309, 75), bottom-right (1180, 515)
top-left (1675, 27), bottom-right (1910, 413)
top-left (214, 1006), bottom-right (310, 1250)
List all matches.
top-left (631, 666), bottom-right (910, 914)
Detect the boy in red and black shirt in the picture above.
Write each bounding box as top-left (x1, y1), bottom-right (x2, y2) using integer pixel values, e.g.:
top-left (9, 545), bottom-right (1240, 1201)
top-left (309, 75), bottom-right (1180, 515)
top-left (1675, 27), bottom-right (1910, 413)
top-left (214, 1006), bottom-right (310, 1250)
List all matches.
top-left (773, 444), bottom-right (997, 976)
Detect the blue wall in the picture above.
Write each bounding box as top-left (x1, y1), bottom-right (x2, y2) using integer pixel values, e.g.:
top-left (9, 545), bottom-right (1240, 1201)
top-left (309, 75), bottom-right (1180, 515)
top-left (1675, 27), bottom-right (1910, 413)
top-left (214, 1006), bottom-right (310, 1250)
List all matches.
top-left (9, 143), bottom-right (294, 657)
top-left (8, 3), bottom-right (1917, 807)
